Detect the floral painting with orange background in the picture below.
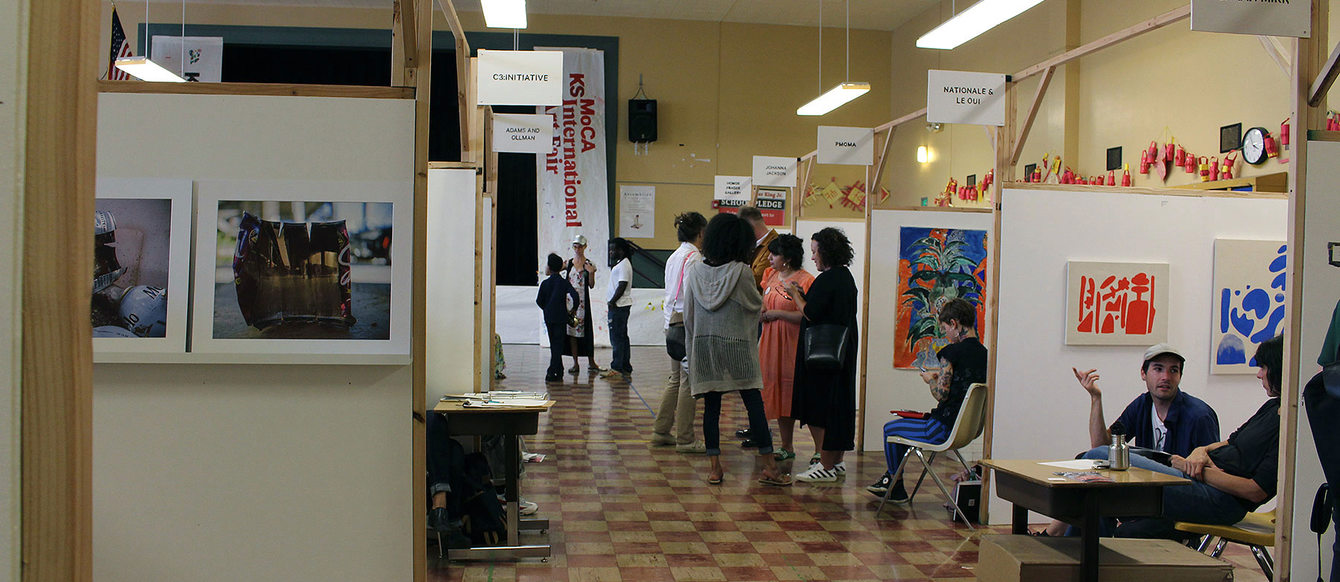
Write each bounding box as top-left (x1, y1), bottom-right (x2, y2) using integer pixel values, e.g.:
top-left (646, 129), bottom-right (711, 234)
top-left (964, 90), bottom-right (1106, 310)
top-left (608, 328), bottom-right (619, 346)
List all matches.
top-left (894, 227), bottom-right (988, 369)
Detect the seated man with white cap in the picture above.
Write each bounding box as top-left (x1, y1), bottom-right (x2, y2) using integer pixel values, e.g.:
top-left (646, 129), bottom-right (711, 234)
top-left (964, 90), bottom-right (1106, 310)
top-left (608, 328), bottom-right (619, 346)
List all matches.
top-left (1034, 343), bottom-right (1221, 536)
top-left (1072, 343), bottom-right (1221, 461)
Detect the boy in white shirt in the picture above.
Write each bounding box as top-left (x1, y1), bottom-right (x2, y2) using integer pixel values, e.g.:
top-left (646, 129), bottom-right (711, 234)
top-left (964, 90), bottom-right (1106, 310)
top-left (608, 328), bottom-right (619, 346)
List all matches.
top-left (603, 238), bottom-right (635, 380)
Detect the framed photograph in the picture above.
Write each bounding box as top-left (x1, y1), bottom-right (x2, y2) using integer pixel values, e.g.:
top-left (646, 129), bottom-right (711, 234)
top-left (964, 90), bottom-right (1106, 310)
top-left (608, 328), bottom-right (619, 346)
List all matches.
top-left (1210, 239), bottom-right (1287, 374)
top-left (191, 180), bottom-right (412, 357)
top-left (1065, 261), bottom-right (1170, 346)
top-left (93, 178), bottom-right (193, 358)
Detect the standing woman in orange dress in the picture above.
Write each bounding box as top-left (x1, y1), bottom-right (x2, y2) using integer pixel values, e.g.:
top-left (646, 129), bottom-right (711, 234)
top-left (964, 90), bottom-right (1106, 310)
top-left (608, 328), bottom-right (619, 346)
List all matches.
top-left (758, 234), bottom-right (814, 461)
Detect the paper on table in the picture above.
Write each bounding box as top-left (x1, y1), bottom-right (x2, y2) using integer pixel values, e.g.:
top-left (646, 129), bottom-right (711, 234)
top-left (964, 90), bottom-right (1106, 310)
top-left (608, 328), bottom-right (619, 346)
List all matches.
top-left (466, 398), bottom-right (550, 407)
top-left (1039, 459), bottom-right (1107, 470)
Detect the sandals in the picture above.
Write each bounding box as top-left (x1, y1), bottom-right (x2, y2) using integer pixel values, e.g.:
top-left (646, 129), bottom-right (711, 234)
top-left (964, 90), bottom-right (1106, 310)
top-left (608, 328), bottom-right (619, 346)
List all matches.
top-left (809, 453), bottom-right (821, 465)
top-left (774, 448), bottom-right (796, 461)
top-left (758, 470), bottom-right (792, 487)
top-left (706, 472), bottom-right (724, 485)
top-left (567, 364), bottom-right (580, 374)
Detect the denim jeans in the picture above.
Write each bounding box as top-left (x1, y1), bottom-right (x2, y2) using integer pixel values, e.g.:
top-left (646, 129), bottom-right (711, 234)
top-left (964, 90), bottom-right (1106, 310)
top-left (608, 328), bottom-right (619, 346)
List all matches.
top-left (1075, 446), bottom-right (1249, 539)
top-left (608, 305), bottom-right (632, 374)
top-left (702, 389), bottom-right (772, 456)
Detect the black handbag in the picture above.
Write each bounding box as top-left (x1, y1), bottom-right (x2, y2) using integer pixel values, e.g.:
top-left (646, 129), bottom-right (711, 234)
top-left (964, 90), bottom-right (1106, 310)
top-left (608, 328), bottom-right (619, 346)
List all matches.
top-left (803, 324), bottom-right (849, 371)
top-left (666, 323), bottom-right (686, 362)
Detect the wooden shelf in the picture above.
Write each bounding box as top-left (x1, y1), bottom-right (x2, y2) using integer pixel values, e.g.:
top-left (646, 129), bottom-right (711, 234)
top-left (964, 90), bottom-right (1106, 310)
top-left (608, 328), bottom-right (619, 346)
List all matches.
top-left (1172, 171), bottom-right (1287, 193)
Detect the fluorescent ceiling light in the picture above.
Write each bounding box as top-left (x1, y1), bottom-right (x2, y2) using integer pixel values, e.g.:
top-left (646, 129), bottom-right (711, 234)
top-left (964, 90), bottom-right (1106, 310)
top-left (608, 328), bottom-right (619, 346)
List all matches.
top-left (114, 56), bottom-right (186, 82)
top-left (482, 0), bottom-right (527, 29)
top-left (916, 0), bottom-right (1045, 50)
top-left (796, 82), bottom-right (870, 116)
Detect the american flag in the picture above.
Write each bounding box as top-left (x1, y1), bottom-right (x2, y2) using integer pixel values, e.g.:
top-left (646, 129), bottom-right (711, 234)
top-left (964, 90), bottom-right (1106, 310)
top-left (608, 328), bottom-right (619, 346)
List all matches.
top-left (107, 8), bottom-right (133, 81)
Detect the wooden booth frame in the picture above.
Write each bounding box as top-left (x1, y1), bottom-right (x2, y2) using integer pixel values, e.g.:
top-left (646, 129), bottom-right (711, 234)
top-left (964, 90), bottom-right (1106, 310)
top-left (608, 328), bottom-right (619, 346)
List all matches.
top-left (782, 8), bottom-right (1332, 579)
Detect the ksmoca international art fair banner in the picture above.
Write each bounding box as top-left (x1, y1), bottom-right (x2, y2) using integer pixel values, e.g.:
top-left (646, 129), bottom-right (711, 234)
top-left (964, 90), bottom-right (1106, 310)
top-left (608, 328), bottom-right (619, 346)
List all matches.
top-left (536, 47), bottom-right (611, 346)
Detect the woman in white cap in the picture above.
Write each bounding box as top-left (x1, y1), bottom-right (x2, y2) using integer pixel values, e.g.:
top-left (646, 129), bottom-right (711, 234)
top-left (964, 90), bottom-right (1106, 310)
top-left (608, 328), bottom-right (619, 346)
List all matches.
top-left (564, 234), bottom-right (605, 374)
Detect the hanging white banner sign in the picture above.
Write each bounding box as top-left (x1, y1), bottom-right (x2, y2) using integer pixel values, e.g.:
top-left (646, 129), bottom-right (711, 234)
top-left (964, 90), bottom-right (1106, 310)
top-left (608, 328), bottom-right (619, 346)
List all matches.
top-left (477, 49), bottom-right (564, 106)
top-left (817, 126), bottom-right (874, 165)
top-left (714, 176), bottom-right (752, 213)
top-left (150, 36), bottom-right (223, 82)
top-left (535, 47), bottom-right (611, 346)
top-left (926, 69), bottom-right (1007, 126)
top-left (752, 155), bottom-right (798, 188)
top-left (492, 113), bottom-right (554, 154)
top-left (1191, 0), bottom-right (1310, 38)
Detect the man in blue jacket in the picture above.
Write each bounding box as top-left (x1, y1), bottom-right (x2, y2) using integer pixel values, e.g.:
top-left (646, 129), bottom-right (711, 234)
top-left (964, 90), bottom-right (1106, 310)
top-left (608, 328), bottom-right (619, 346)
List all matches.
top-left (537, 253), bottom-right (579, 382)
top-left (1035, 343), bottom-right (1222, 536)
top-left (1073, 343), bottom-right (1220, 459)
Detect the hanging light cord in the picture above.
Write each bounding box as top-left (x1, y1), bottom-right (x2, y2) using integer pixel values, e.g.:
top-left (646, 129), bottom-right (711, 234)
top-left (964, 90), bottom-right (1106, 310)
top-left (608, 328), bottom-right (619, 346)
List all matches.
top-left (816, 0), bottom-right (822, 92)
top-left (845, 0), bottom-right (849, 82)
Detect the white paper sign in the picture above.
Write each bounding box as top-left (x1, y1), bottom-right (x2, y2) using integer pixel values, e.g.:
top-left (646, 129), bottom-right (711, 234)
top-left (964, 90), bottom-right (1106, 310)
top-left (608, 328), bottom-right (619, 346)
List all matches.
top-left (752, 156), bottom-right (797, 188)
top-left (817, 126), bottom-right (874, 165)
top-left (492, 113), bottom-right (553, 154)
top-left (926, 70), bottom-right (1008, 126)
top-left (1192, 0), bottom-right (1310, 38)
top-left (714, 176), bottom-right (752, 212)
top-left (619, 186), bottom-right (655, 239)
top-left (477, 49), bottom-right (564, 106)
top-left (150, 36), bottom-right (223, 82)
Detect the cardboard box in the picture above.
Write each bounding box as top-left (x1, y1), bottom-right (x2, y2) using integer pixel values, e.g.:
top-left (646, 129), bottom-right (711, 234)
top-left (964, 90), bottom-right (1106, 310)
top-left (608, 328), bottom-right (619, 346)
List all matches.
top-left (977, 534), bottom-right (1234, 582)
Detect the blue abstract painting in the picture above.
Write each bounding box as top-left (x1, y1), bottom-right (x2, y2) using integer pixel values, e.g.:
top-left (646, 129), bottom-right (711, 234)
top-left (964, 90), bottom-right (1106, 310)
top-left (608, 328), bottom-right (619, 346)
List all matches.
top-left (1211, 239), bottom-right (1287, 374)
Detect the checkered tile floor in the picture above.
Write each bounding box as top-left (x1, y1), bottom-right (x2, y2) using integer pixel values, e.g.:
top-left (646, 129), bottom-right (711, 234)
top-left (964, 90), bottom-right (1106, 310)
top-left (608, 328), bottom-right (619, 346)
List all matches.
top-left (429, 345), bottom-right (1268, 582)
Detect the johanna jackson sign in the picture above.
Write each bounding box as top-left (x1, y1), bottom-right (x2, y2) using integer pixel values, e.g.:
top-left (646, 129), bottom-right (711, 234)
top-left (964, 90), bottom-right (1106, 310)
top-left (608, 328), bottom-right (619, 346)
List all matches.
top-left (477, 49), bottom-right (564, 106)
top-left (926, 70), bottom-right (1007, 127)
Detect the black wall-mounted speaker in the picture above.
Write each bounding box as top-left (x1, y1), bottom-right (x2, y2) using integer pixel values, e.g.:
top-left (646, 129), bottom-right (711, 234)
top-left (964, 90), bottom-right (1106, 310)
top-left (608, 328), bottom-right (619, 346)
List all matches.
top-left (629, 99), bottom-right (657, 143)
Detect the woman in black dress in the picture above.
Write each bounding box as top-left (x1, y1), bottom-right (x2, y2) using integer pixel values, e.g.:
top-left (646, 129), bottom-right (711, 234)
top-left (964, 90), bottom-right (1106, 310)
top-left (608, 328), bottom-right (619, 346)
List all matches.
top-left (786, 227), bottom-right (859, 483)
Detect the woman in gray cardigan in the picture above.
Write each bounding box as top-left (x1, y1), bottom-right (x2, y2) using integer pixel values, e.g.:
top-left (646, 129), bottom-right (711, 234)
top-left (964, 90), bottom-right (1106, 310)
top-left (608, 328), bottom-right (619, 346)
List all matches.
top-left (683, 213), bottom-right (791, 486)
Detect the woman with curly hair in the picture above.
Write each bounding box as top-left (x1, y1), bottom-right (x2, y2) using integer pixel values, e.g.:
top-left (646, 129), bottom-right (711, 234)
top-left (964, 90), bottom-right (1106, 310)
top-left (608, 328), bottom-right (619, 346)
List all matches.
top-left (683, 213), bottom-right (791, 486)
top-left (757, 234), bottom-right (814, 461)
top-left (786, 227), bottom-right (859, 483)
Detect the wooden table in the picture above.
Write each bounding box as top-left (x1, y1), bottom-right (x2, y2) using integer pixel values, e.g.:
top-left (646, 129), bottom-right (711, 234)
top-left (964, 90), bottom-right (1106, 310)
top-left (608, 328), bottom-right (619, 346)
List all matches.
top-left (433, 399), bottom-right (555, 561)
top-left (981, 459), bottom-right (1190, 582)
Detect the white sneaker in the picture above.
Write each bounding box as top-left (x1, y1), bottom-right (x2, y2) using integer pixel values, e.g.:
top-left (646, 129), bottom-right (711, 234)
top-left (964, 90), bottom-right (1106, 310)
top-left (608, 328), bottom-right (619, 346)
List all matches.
top-left (675, 441), bottom-right (707, 454)
top-left (807, 461), bottom-right (847, 476)
top-left (518, 499), bottom-right (539, 516)
top-left (795, 464), bottom-right (839, 483)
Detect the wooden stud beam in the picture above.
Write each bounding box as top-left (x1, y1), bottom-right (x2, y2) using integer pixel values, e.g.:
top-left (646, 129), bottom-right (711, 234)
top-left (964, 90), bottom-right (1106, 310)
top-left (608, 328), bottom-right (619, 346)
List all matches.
top-left (1013, 5), bottom-right (1189, 82)
top-left (1011, 66), bottom-right (1055, 166)
top-left (437, 0), bottom-right (474, 160)
top-left (980, 80), bottom-right (1016, 526)
top-left (1308, 38), bottom-right (1340, 106)
top-left (408, 0), bottom-right (433, 577)
top-left (874, 107), bottom-right (928, 133)
top-left (1259, 35), bottom-right (1293, 77)
top-left (98, 80), bottom-right (414, 99)
top-left (854, 127), bottom-right (894, 447)
top-left (391, 0), bottom-right (420, 86)
top-left (23, 0), bottom-right (99, 580)
top-left (1280, 2), bottom-right (1327, 577)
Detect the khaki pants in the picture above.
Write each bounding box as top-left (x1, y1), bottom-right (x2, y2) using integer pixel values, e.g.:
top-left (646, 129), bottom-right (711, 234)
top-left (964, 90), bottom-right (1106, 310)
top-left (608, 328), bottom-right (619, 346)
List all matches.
top-left (652, 358), bottom-right (696, 444)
